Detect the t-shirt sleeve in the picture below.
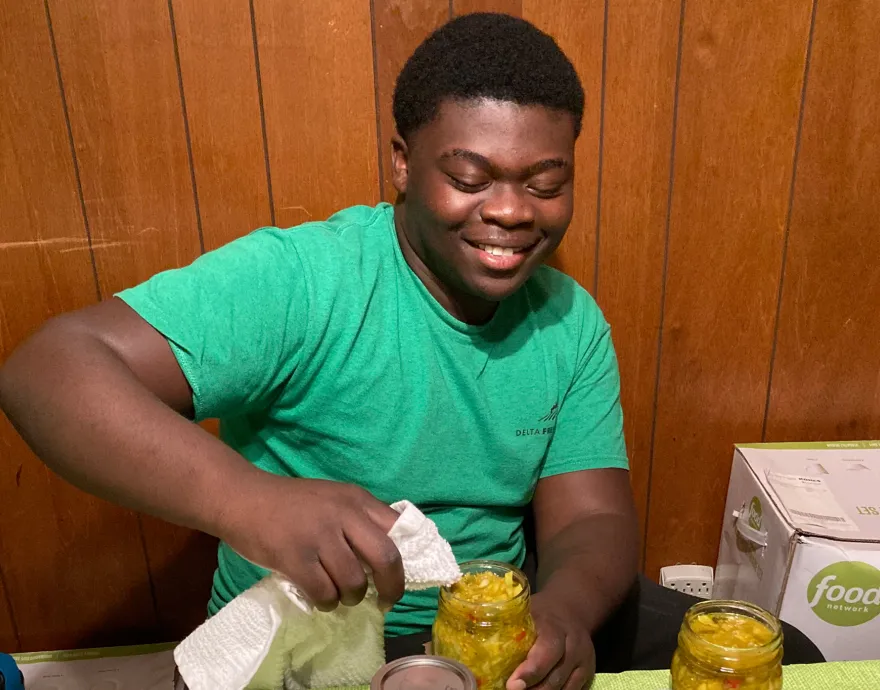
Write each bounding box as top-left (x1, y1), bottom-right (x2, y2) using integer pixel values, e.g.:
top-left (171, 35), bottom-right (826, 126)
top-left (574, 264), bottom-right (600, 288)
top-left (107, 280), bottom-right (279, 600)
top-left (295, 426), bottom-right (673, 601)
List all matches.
top-left (115, 228), bottom-right (308, 421)
top-left (540, 301), bottom-right (629, 478)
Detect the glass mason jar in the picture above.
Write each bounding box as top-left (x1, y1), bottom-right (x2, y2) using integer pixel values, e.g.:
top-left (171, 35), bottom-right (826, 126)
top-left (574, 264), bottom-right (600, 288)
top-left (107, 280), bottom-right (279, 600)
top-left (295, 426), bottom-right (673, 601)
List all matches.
top-left (670, 600), bottom-right (783, 690)
top-left (433, 560), bottom-right (537, 690)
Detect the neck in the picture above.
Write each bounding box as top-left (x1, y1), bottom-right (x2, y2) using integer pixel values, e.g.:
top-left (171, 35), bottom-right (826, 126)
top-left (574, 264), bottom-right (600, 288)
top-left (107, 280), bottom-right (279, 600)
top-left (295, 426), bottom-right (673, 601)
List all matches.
top-left (393, 207), bottom-right (497, 325)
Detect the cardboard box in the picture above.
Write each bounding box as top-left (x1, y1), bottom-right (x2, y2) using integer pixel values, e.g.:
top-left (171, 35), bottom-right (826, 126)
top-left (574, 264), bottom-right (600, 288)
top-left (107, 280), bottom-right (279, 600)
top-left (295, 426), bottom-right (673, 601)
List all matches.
top-left (714, 441), bottom-right (880, 661)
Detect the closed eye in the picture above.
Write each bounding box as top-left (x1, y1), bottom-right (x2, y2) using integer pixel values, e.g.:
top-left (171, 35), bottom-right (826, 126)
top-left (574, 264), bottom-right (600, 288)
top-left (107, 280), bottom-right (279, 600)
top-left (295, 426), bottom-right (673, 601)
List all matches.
top-left (527, 185), bottom-right (564, 199)
top-left (447, 175), bottom-right (491, 193)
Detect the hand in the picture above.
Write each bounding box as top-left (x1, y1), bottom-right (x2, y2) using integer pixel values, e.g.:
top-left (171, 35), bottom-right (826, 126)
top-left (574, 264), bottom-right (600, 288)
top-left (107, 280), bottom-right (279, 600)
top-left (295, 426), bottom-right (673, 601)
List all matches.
top-left (507, 592), bottom-right (596, 690)
top-left (218, 474), bottom-right (403, 611)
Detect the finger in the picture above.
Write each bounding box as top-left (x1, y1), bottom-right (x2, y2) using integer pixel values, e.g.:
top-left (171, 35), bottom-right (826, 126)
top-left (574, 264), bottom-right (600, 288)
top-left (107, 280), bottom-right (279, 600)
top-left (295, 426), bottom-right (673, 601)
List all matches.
top-left (283, 552), bottom-right (340, 612)
top-left (345, 520), bottom-right (404, 608)
top-left (365, 501), bottom-right (402, 534)
top-left (508, 633), bottom-right (566, 690)
top-left (319, 533), bottom-right (369, 607)
top-left (526, 655), bottom-right (575, 690)
top-left (560, 667), bottom-right (590, 690)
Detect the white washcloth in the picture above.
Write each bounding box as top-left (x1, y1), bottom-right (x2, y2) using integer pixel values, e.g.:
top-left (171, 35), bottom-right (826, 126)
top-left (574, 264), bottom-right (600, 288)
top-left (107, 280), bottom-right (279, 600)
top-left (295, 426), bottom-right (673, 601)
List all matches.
top-left (174, 500), bottom-right (461, 690)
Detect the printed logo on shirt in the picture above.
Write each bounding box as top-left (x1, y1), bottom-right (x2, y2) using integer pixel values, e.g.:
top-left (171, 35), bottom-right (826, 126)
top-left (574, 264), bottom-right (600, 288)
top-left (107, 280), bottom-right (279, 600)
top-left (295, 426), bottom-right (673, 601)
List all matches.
top-left (539, 403), bottom-right (559, 423)
top-left (516, 402), bottom-right (558, 438)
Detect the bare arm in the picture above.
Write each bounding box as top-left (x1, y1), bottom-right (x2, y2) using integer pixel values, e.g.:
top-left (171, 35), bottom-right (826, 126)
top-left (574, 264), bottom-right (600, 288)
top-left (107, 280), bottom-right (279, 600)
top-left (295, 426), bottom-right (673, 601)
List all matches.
top-left (533, 468), bottom-right (639, 632)
top-left (509, 468), bottom-right (639, 690)
top-left (0, 298), bottom-right (403, 608)
top-left (0, 298), bottom-right (242, 531)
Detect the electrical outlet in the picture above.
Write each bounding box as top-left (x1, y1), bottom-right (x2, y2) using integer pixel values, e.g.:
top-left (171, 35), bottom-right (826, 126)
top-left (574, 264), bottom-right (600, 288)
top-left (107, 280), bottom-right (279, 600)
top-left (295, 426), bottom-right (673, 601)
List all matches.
top-left (660, 565), bottom-right (714, 599)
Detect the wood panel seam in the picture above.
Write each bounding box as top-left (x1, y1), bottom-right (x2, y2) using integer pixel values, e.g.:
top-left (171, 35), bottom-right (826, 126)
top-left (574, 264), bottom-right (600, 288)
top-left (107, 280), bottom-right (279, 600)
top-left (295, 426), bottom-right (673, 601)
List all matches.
top-left (249, 0), bottom-right (276, 227)
top-left (0, 541), bottom-right (21, 650)
top-left (136, 514), bottom-right (161, 635)
top-left (167, 0), bottom-right (205, 255)
top-left (642, 0), bottom-right (687, 568)
top-left (760, 0), bottom-right (819, 442)
top-left (43, 0), bottom-right (101, 303)
top-left (369, 0), bottom-right (386, 201)
top-left (592, 0), bottom-right (610, 297)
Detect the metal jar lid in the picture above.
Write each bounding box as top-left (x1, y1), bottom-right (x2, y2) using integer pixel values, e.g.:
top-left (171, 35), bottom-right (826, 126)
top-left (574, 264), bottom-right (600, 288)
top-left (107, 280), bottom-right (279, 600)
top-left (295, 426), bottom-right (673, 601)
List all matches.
top-left (371, 656), bottom-right (477, 690)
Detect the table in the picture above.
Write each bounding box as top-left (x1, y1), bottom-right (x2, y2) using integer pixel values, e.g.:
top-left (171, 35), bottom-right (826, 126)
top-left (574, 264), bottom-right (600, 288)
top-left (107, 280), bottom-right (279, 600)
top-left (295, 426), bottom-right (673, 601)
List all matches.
top-left (338, 661), bottom-right (880, 690)
top-left (589, 661), bottom-right (880, 689)
top-left (13, 643), bottom-right (880, 688)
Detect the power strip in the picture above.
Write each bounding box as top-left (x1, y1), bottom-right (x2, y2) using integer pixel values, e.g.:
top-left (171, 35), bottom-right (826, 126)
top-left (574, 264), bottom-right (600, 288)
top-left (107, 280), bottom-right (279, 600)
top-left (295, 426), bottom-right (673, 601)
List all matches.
top-left (660, 565), bottom-right (714, 599)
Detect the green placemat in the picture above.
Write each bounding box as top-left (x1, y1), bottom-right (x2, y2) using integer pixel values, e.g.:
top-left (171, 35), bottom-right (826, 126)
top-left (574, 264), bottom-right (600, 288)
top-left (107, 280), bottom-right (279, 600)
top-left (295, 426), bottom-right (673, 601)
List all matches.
top-left (334, 661), bottom-right (880, 690)
top-left (591, 661), bottom-right (880, 689)
top-left (13, 644), bottom-right (880, 689)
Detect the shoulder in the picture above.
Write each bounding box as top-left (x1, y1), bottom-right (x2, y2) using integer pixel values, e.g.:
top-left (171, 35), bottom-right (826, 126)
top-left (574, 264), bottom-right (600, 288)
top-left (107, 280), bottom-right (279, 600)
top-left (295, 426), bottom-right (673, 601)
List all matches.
top-left (120, 203), bottom-right (396, 318)
top-left (195, 204), bottom-right (395, 297)
top-left (170, 204), bottom-right (392, 274)
top-left (238, 203), bottom-right (393, 258)
top-left (521, 265), bottom-right (608, 338)
top-left (291, 203), bottom-right (393, 243)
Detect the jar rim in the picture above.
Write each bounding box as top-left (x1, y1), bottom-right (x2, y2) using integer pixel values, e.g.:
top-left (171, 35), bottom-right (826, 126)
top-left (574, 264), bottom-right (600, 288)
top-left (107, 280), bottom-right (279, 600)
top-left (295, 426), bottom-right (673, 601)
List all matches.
top-left (440, 560), bottom-right (530, 608)
top-left (682, 599), bottom-right (783, 656)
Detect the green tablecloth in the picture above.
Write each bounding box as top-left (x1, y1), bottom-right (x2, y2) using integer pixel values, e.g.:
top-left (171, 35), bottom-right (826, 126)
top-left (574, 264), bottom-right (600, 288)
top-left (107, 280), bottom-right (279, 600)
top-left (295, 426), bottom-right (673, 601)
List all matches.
top-left (339, 661), bottom-right (880, 690)
top-left (589, 661), bottom-right (880, 689)
top-left (15, 643), bottom-right (878, 688)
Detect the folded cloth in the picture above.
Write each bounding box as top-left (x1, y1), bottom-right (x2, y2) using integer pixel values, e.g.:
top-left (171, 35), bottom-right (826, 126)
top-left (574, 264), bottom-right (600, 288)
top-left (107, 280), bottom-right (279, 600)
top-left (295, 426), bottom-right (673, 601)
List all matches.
top-left (174, 500), bottom-right (461, 690)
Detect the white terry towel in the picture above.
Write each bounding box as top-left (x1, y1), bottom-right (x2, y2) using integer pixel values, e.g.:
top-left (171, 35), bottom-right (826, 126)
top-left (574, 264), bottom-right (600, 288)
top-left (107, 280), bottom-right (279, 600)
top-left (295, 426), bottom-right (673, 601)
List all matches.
top-left (174, 500), bottom-right (461, 690)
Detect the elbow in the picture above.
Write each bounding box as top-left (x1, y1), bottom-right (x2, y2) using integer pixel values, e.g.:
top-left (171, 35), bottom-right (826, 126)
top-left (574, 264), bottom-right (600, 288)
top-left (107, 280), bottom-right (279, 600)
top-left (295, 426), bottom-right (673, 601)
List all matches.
top-left (0, 325), bottom-right (39, 412)
top-left (0, 313), bottom-right (88, 411)
top-left (0, 357), bottom-right (11, 413)
top-left (622, 507), bottom-right (641, 580)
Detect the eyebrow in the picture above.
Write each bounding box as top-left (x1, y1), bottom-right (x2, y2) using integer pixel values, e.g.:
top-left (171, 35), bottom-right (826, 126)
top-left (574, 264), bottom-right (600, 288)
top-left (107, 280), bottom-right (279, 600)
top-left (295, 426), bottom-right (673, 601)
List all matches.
top-left (440, 148), bottom-right (570, 176)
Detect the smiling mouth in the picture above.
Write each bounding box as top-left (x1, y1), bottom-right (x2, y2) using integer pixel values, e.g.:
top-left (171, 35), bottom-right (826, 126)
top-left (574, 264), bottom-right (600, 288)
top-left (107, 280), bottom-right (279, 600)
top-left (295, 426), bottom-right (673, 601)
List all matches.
top-left (467, 240), bottom-right (540, 256)
top-left (462, 237), bottom-right (542, 274)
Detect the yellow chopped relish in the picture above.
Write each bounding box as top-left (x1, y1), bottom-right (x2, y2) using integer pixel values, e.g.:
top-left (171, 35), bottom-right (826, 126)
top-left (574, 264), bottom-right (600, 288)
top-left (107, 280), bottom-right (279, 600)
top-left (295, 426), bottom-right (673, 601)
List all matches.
top-left (433, 561), bottom-right (536, 690)
top-left (448, 570), bottom-right (524, 604)
top-left (671, 601), bottom-right (783, 690)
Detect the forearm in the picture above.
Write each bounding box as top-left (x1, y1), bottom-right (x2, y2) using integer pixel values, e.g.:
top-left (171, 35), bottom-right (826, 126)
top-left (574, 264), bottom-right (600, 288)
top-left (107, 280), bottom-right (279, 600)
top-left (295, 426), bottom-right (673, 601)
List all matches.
top-left (536, 510), bottom-right (639, 633)
top-left (0, 319), bottom-right (256, 538)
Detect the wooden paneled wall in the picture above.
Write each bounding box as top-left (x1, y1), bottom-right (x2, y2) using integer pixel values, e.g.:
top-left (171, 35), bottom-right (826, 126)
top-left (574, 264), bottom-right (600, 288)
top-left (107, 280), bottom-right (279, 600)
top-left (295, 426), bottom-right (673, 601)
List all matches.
top-left (1, 0), bottom-right (878, 652)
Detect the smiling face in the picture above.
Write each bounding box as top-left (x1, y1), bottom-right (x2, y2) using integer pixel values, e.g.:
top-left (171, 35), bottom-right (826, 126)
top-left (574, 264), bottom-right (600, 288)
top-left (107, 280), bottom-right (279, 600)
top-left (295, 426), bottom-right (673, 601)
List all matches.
top-left (392, 98), bottom-right (577, 324)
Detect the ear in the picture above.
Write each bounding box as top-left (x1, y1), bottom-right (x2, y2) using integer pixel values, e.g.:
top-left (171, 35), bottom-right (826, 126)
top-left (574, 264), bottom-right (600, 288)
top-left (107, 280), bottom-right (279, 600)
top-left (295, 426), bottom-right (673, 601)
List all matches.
top-left (390, 134), bottom-right (409, 195)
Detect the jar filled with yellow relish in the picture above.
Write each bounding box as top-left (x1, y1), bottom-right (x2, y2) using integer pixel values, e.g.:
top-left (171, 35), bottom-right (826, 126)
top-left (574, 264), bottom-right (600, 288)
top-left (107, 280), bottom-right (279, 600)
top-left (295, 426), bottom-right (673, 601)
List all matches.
top-left (433, 560), bottom-right (536, 690)
top-left (671, 600), bottom-right (783, 690)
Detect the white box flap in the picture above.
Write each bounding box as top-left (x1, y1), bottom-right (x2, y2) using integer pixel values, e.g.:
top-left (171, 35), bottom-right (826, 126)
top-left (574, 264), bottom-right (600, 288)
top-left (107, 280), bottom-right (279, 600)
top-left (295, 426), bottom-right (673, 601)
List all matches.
top-left (736, 442), bottom-right (880, 541)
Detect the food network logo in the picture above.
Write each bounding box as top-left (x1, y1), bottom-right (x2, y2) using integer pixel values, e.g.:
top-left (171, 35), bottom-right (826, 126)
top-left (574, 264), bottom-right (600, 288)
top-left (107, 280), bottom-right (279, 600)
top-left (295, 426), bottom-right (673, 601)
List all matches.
top-left (807, 561), bottom-right (880, 627)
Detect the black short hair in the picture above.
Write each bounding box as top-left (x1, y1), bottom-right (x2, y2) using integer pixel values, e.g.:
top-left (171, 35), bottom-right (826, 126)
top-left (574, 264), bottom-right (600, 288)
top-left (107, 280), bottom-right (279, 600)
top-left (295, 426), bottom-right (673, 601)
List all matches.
top-left (393, 13), bottom-right (585, 141)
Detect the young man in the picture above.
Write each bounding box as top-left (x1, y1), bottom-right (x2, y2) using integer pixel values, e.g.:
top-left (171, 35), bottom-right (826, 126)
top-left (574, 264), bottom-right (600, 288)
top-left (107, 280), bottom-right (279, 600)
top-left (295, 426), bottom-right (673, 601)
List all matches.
top-left (0, 12), bottom-right (821, 689)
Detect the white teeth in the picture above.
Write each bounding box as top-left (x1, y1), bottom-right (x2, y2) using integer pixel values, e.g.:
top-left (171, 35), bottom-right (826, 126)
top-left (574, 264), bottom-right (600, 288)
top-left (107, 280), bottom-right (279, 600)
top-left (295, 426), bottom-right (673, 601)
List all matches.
top-left (477, 244), bottom-right (517, 257)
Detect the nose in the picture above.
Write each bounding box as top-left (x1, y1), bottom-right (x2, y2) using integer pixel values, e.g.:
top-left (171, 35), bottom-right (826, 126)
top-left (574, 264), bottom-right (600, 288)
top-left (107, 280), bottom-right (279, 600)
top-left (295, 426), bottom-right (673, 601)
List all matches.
top-left (479, 183), bottom-right (536, 229)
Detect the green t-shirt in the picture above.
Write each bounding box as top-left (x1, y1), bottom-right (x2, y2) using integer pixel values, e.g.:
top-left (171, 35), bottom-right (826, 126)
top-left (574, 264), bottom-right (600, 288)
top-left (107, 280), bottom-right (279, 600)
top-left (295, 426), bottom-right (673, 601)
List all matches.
top-left (116, 202), bottom-right (628, 635)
